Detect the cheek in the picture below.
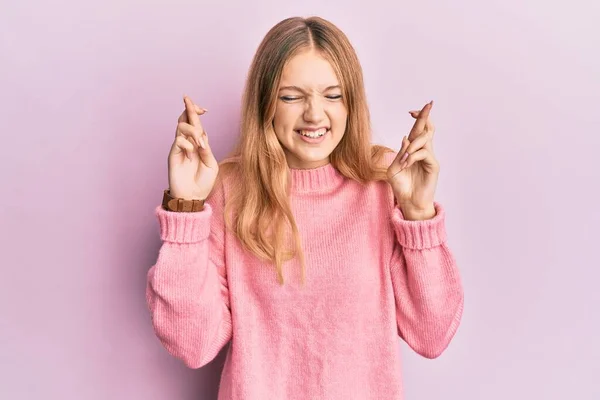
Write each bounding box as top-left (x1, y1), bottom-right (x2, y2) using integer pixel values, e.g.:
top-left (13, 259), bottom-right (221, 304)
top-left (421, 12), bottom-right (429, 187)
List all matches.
top-left (274, 105), bottom-right (300, 131)
top-left (330, 105), bottom-right (348, 129)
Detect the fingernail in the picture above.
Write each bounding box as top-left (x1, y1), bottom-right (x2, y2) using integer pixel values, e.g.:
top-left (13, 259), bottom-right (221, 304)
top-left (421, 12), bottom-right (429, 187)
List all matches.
top-left (199, 137), bottom-right (206, 149)
top-left (400, 152), bottom-right (409, 163)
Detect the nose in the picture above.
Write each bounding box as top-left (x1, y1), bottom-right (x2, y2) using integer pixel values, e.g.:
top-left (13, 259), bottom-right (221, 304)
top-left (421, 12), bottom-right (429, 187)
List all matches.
top-left (303, 96), bottom-right (326, 123)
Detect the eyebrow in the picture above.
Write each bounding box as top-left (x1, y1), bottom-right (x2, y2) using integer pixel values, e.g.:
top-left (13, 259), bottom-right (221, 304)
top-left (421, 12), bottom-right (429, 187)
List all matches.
top-left (278, 85), bottom-right (341, 93)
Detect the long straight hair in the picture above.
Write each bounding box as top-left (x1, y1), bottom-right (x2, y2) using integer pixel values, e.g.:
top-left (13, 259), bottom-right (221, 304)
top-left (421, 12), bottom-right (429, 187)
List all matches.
top-left (219, 16), bottom-right (392, 285)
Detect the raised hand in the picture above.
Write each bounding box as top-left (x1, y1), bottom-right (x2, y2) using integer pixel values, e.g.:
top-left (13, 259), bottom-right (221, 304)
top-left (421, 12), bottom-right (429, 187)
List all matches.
top-left (167, 95), bottom-right (219, 200)
top-left (386, 101), bottom-right (439, 220)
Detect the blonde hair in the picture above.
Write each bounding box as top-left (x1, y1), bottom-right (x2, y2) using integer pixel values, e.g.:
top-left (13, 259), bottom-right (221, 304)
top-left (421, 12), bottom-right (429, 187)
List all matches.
top-left (219, 16), bottom-right (393, 285)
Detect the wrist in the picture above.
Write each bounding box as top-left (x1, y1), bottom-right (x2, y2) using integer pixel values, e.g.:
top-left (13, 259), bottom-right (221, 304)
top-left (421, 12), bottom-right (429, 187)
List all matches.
top-left (400, 203), bottom-right (436, 221)
top-left (163, 189), bottom-right (205, 212)
top-left (168, 188), bottom-right (204, 201)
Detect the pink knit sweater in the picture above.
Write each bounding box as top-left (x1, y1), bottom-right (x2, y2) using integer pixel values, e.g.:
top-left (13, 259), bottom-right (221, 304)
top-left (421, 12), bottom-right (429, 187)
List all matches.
top-left (146, 161), bottom-right (464, 400)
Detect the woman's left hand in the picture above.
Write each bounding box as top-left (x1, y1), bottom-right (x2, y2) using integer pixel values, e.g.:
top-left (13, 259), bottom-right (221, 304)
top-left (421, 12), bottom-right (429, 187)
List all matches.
top-left (386, 101), bottom-right (439, 220)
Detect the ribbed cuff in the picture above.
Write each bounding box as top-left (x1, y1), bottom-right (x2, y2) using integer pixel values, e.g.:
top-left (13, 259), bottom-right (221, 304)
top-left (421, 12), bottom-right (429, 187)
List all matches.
top-left (391, 202), bottom-right (447, 249)
top-left (155, 204), bottom-right (212, 244)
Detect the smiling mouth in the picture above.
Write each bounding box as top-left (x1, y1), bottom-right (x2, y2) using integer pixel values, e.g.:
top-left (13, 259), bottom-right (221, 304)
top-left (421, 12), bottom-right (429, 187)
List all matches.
top-left (295, 128), bottom-right (329, 138)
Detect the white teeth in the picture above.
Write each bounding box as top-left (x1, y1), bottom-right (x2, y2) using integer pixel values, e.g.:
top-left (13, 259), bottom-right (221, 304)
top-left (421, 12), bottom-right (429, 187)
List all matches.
top-left (298, 128), bottom-right (327, 138)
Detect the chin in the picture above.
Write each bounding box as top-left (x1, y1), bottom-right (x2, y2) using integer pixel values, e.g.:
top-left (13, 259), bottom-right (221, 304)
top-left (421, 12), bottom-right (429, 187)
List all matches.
top-left (289, 147), bottom-right (336, 168)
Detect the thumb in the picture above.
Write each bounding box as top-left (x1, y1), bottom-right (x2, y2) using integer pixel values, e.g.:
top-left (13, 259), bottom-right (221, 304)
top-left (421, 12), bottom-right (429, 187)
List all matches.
top-left (198, 133), bottom-right (218, 168)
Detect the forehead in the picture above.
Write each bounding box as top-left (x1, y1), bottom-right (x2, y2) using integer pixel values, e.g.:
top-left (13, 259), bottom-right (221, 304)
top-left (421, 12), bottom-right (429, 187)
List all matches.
top-left (280, 49), bottom-right (339, 89)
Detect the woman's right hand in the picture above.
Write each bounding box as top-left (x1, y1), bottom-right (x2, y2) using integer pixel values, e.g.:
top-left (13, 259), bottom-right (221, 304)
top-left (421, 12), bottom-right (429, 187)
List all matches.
top-left (167, 96), bottom-right (219, 200)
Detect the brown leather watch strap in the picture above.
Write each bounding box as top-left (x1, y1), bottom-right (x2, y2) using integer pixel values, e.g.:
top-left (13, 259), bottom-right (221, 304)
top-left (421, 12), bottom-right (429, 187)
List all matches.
top-left (162, 189), bottom-right (205, 212)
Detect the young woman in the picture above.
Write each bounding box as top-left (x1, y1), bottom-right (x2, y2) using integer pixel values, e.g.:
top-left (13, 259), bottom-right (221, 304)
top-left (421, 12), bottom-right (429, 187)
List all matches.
top-left (147, 16), bottom-right (464, 400)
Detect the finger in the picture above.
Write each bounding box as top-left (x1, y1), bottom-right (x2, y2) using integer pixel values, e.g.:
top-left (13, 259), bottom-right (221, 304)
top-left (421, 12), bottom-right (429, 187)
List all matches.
top-left (198, 136), bottom-right (219, 169)
top-left (407, 101), bottom-right (433, 141)
top-left (175, 128), bottom-right (218, 168)
top-left (404, 130), bottom-right (432, 155)
top-left (184, 95), bottom-right (202, 127)
top-left (177, 106), bottom-right (207, 124)
top-left (402, 148), bottom-right (438, 171)
top-left (396, 136), bottom-right (410, 165)
top-left (174, 135), bottom-right (196, 161)
top-left (410, 114), bottom-right (436, 140)
top-left (200, 130), bottom-right (210, 150)
top-left (177, 121), bottom-right (206, 149)
top-left (408, 111), bottom-right (435, 152)
top-left (409, 110), bottom-right (435, 136)
top-left (408, 101), bottom-right (432, 140)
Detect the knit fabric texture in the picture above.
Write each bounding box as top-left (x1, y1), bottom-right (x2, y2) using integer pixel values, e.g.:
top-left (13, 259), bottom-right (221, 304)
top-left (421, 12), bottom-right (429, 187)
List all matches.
top-left (146, 160), bottom-right (464, 400)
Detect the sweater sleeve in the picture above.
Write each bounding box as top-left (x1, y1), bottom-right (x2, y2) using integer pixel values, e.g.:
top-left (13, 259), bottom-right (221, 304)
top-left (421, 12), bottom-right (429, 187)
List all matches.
top-left (389, 202), bottom-right (464, 359)
top-left (145, 183), bottom-right (232, 368)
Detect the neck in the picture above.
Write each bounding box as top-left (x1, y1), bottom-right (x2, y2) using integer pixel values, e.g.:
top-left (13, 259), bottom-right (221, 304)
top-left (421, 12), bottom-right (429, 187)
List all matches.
top-left (284, 152), bottom-right (330, 170)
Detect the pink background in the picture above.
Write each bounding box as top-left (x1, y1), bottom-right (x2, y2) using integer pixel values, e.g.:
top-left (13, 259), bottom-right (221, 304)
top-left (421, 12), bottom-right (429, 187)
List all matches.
top-left (2, 0), bottom-right (599, 399)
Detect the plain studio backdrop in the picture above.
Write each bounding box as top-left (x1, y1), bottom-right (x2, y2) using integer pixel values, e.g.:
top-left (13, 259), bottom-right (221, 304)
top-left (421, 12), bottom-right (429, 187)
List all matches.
top-left (1, 0), bottom-right (598, 399)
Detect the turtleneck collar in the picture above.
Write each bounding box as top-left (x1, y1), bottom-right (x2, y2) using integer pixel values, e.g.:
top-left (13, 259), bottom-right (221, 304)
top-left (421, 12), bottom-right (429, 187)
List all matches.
top-left (289, 163), bottom-right (345, 193)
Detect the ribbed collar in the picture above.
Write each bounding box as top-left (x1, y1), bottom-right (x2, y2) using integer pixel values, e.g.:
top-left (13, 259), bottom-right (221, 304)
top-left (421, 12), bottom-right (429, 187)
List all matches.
top-left (289, 163), bottom-right (345, 193)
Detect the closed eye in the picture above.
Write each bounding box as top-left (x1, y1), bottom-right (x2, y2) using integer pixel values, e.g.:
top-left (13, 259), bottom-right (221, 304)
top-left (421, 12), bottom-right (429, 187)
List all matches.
top-left (280, 95), bottom-right (343, 102)
top-left (280, 96), bottom-right (301, 102)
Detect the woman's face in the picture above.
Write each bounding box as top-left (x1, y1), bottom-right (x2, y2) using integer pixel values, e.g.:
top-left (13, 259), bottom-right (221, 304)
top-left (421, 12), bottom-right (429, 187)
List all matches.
top-left (273, 49), bottom-right (348, 169)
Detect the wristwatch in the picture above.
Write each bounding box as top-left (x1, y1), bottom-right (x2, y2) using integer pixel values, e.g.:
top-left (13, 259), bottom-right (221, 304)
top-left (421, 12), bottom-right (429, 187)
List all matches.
top-left (162, 189), bottom-right (205, 212)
